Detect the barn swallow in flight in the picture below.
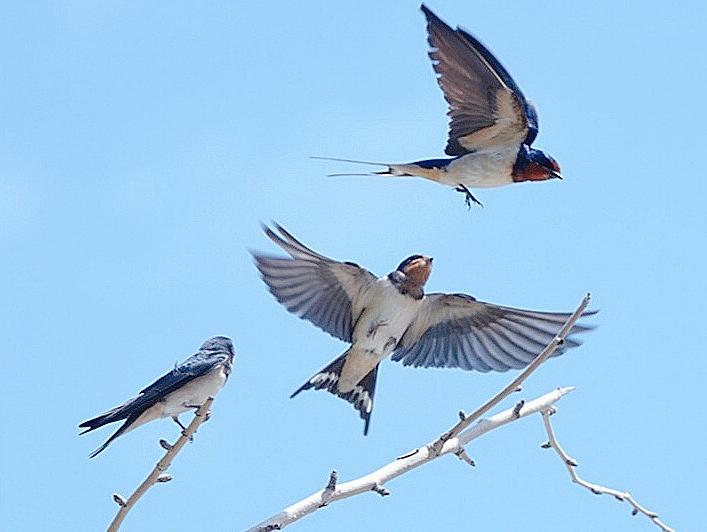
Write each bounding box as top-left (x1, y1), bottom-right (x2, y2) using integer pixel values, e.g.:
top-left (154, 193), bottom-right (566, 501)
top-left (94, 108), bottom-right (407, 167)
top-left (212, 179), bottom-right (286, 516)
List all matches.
top-left (316, 4), bottom-right (561, 207)
top-left (253, 224), bottom-right (594, 434)
top-left (79, 336), bottom-right (234, 458)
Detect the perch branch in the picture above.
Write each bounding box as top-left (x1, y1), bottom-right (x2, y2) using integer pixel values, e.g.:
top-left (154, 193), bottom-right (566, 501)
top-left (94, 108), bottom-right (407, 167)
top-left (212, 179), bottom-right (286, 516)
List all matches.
top-left (246, 387), bottom-right (574, 531)
top-left (106, 397), bottom-right (215, 532)
top-left (540, 409), bottom-right (674, 532)
top-left (434, 293), bottom-right (591, 450)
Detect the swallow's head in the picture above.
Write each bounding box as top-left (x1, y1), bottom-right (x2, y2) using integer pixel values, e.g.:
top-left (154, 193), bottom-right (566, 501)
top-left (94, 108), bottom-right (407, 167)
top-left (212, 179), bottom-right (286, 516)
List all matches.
top-left (517, 148), bottom-right (562, 181)
top-left (201, 336), bottom-right (235, 359)
top-left (397, 254), bottom-right (433, 288)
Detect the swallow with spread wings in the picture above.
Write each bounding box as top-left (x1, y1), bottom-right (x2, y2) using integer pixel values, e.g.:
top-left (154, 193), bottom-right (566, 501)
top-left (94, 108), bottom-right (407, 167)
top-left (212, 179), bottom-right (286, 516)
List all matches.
top-left (253, 225), bottom-right (594, 434)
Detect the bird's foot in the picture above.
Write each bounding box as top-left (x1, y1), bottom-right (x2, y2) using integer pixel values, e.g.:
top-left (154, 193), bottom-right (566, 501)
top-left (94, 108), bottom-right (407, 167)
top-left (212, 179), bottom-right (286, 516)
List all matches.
top-left (172, 416), bottom-right (194, 441)
top-left (455, 185), bottom-right (483, 209)
top-left (183, 402), bottom-right (211, 421)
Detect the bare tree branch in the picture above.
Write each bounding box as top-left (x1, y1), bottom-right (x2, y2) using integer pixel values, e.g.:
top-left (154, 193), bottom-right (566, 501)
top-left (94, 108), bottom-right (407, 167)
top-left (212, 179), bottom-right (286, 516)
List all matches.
top-left (106, 397), bottom-right (215, 532)
top-left (540, 409), bottom-right (674, 532)
top-left (246, 387), bottom-right (575, 532)
top-left (434, 293), bottom-right (592, 450)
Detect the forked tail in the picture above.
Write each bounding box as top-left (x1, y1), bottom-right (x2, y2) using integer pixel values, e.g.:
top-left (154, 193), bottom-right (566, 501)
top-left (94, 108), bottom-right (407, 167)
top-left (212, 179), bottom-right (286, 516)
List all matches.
top-left (311, 156), bottom-right (409, 177)
top-left (291, 349), bottom-right (380, 435)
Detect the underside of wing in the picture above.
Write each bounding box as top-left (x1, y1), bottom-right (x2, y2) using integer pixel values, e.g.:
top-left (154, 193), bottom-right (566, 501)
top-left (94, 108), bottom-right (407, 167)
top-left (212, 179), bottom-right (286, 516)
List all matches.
top-left (393, 293), bottom-right (596, 371)
top-left (253, 224), bottom-right (376, 342)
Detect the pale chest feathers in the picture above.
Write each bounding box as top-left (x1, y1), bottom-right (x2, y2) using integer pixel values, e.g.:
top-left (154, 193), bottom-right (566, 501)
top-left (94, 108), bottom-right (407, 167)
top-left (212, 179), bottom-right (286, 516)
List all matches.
top-left (130, 366), bottom-right (228, 432)
top-left (352, 279), bottom-right (423, 358)
top-left (441, 149), bottom-right (517, 188)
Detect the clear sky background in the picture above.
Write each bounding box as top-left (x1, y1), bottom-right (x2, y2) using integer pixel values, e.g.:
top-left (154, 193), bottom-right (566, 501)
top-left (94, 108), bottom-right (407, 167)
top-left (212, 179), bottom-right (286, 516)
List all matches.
top-left (1, 1), bottom-right (705, 531)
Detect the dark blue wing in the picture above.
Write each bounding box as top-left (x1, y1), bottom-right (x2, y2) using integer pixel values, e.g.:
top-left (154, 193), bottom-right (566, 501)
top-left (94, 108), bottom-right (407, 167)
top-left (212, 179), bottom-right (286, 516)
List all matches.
top-left (421, 5), bottom-right (538, 154)
top-left (136, 351), bottom-right (229, 403)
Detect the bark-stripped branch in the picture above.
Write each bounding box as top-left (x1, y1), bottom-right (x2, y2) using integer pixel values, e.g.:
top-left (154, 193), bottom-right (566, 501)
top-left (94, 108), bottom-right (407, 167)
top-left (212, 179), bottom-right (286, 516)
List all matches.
top-left (106, 397), bottom-right (215, 532)
top-left (246, 387), bottom-right (575, 531)
top-left (435, 293), bottom-right (591, 449)
top-left (540, 409), bottom-right (674, 532)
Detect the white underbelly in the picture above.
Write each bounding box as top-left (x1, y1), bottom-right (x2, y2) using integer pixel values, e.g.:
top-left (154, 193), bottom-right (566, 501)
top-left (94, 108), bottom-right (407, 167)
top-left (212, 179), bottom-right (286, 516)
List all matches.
top-left (130, 366), bottom-right (228, 431)
top-left (160, 367), bottom-right (228, 416)
top-left (440, 151), bottom-right (515, 188)
top-left (352, 281), bottom-right (421, 359)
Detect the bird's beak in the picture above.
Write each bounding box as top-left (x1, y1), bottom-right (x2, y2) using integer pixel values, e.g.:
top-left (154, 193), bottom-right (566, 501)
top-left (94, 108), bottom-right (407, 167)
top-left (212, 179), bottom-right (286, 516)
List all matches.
top-left (549, 170), bottom-right (563, 180)
top-left (428, 257), bottom-right (434, 264)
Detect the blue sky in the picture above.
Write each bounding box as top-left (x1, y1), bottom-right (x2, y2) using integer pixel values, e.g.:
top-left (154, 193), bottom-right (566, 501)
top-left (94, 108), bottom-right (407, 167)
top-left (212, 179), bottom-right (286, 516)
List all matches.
top-left (1, 1), bottom-right (704, 530)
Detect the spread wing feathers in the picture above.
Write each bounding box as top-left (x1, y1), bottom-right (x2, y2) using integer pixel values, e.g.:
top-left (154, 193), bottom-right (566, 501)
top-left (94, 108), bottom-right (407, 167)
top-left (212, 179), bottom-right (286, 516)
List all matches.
top-left (393, 293), bottom-right (596, 371)
top-left (253, 223), bottom-right (377, 342)
top-left (291, 351), bottom-right (379, 435)
top-left (79, 352), bottom-right (226, 434)
top-left (421, 5), bottom-right (538, 155)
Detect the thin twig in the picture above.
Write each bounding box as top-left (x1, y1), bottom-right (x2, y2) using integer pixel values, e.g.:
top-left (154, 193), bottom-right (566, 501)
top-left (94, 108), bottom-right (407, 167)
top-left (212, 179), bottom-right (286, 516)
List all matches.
top-left (106, 397), bottom-right (215, 532)
top-left (246, 387), bottom-right (574, 531)
top-left (434, 293), bottom-right (591, 450)
top-left (540, 409), bottom-right (674, 532)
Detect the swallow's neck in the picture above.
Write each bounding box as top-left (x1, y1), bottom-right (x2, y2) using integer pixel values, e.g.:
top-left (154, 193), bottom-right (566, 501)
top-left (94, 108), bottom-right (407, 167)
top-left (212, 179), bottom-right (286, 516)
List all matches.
top-left (512, 147), bottom-right (550, 182)
top-left (388, 271), bottom-right (425, 300)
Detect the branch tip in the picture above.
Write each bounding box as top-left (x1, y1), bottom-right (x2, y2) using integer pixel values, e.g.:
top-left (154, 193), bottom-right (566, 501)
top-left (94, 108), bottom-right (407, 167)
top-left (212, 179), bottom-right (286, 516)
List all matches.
top-left (159, 439), bottom-right (173, 451)
top-left (512, 400), bottom-right (525, 418)
top-left (458, 410), bottom-right (466, 421)
top-left (157, 474), bottom-right (172, 483)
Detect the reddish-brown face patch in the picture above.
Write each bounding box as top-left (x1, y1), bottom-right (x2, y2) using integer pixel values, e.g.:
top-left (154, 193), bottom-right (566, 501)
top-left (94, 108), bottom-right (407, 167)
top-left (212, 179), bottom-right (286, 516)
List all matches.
top-left (515, 162), bottom-right (553, 182)
top-left (403, 258), bottom-right (432, 288)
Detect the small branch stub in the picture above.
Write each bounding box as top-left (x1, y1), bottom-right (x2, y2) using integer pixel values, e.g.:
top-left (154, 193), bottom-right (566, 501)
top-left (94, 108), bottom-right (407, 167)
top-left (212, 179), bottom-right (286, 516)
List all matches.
top-left (112, 494), bottom-right (126, 508)
top-left (325, 470), bottom-right (338, 491)
top-left (454, 448), bottom-right (475, 467)
top-left (372, 484), bottom-right (390, 497)
top-left (319, 470), bottom-right (338, 507)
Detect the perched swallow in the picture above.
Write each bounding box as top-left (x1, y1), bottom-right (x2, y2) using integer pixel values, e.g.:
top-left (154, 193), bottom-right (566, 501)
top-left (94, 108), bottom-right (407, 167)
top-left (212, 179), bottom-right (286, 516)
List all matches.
top-left (316, 4), bottom-right (561, 207)
top-left (253, 224), bottom-right (594, 434)
top-left (79, 336), bottom-right (235, 458)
